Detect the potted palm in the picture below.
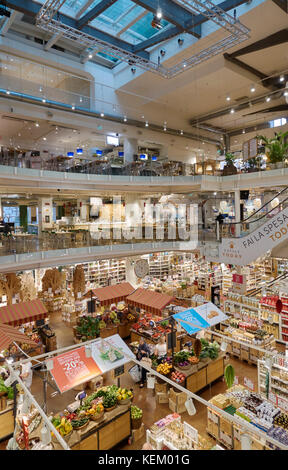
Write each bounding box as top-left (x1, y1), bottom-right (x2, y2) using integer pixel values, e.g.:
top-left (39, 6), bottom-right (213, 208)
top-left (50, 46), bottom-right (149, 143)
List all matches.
top-left (222, 153), bottom-right (237, 176)
top-left (258, 131), bottom-right (288, 169)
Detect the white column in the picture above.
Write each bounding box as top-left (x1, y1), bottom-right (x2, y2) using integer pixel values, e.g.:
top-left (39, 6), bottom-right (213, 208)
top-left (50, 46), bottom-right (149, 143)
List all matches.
top-left (77, 199), bottom-right (88, 221)
top-left (123, 138), bottom-right (138, 163)
top-left (38, 197), bottom-right (53, 232)
top-left (234, 189), bottom-right (241, 238)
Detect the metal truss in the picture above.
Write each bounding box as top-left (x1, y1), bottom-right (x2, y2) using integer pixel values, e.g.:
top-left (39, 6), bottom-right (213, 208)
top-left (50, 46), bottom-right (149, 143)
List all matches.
top-left (36, 0), bottom-right (250, 79)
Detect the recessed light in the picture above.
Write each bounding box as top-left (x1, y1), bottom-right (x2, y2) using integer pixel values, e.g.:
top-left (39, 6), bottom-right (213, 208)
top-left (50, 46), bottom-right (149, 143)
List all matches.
top-left (265, 96), bottom-right (271, 102)
top-left (35, 122), bottom-right (39, 127)
top-left (88, 54), bottom-right (93, 59)
top-left (242, 129), bottom-right (245, 134)
top-left (226, 95), bottom-right (231, 101)
top-left (72, 105), bottom-right (75, 110)
top-left (123, 116), bottom-right (127, 122)
top-left (156, 8), bottom-right (162, 19)
top-left (280, 75), bottom-right (285, 82)
top-left (145, 121), bottom-right (149, 127)
top-left (250, 85), bottom-right (256, 93)
top-left (42, 98), bottom-right (46, 103)
top-left (43, 137), bottom-right (47, 141)
top-left (284, 91), bottom-right (288, 97)
top-left (230, 108), bottom-right (235, 114)
top-left (180, 130), bottom-right (183, 135)
top-left (100, 112), bottom-right (104, 117)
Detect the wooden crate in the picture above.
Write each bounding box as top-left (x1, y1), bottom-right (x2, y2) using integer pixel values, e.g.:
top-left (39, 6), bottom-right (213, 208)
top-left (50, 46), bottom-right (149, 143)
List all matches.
top-left (168, 398), bottom-right (186, 414)
top-left (100, 326), bottom-right (118, 339)
top-left (0, 407), bottom-right (14, 440)
top-left (169, 388), bottom-right (187, 406)
top-left (156, 392), bottom-right (169, 404)
top-left (220, 417), bottom-right (233, 436)
top-left (132, 423), bottom-right (145, 443)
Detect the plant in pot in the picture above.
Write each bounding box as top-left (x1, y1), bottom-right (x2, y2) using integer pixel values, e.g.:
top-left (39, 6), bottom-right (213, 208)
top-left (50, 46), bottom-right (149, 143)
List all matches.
top-left (246, 156), bottom-right (261, 173)
top-left (222, 153), bottom-right (237, 176)
top-left (131, 405), bottom-right (143, 429)
top-left (257, 131), bottom-right (288, 169)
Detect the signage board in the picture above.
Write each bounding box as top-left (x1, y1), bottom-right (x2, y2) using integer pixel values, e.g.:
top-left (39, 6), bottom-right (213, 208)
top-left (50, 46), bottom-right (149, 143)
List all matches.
top-left (173, 309), bottom-right (209, 335)
top-left (91, 334), bottom-right (135, 374)
top-left (194, 302), bottom-right (228, 327)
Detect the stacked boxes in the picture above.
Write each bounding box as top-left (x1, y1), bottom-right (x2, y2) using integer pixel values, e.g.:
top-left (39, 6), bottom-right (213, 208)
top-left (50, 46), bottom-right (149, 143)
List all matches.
top-left (131, 423), bottom-right (145, 443)
top-left (168, 388), bottom-right (187, 414)
top-left (155, 382), bottom-right (169, 404)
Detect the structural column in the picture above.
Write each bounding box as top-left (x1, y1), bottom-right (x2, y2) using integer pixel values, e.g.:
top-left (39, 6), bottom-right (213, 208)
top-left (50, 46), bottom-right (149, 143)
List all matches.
top-left (234, 189), bottom-right (241, 238)
top-left (77, 199), bottom-right (89, 221)
top-left (123, 138), bottom-right (138, 164)
top-left (38, 197), bottom-right (53, 232)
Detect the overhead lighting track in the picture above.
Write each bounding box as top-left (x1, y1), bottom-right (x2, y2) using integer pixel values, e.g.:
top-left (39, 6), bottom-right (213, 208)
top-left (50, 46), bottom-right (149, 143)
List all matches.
top-left (36, 0), bottom-right (250, 78)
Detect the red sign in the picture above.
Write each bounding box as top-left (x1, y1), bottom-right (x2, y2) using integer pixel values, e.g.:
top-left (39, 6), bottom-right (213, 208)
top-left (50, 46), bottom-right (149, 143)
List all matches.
top-left (233, 274), bottom-right (243, 284)
top-left (50, 347), bottom-right (102, 393)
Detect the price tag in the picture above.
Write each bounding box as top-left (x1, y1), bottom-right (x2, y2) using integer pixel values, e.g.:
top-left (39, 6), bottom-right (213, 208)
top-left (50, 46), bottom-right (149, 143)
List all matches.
top-left (244, 376), bottom-right (254, 391)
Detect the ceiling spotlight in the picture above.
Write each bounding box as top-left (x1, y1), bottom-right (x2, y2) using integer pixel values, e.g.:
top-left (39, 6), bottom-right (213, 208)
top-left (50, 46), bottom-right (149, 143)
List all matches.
top-left (230, 108), bottom-right (235, 114)
top-left (242, 129), bottom-right (245, 134)
top-left (151, 15), bottom-right (163, 30)
top-left (43, 137), bottom-right (47, 141)
top-left (6, 90), bottom-right (10, 95)
top-left (180, 130), bottom-right (183, 135)
top-left (183, 62), bottom-right (187, 68)
top-left (226, 95), bottom-right (231, 101)
top-left (280, 75), bottom-right (285, 82)
top-left (145, 121), bottom-right (149, 127)
top-left (284, 90), bottom-right (288, 97)
top-left (178, 38), bottom-right (184, 46)
top-left (88, 53), bottom-right (93, 59)
top-left (156, 8), bottom-right (162, 19)
top-left (79, 96), bottom-right (83, 103)
top-left (250, 85), bottom-right (256, 93)
top-left (35, 122), bottom-right (39, 127)
top-left (265, 96), bottom-right (271, 102)
top-left (72, 105), bottom-right (75, 110)
top-left (123, 116), bottom-right (127, 122)
top-left (163, 126), bottom-right (167, 131)
top-left (100, 112), bottom-right (104, 117)
top-left (42, 98), bottom-right (46, 103)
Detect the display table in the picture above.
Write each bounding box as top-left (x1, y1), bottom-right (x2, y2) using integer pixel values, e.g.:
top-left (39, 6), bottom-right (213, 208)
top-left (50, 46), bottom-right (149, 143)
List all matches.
top-left (0, 405), bottom-right (14, 441)
top-left (174, 355), bottom-right (225, 393)
top-left (54, 405), bottom-right (131, 450)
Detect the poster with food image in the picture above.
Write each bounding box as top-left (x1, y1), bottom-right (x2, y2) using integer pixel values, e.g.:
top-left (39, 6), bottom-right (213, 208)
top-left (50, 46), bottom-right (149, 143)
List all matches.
top-left (173, 309), bottom-right (210, 335)
top-left (91, 334), bottom-right (135, 373)
top-left (194, 302), bottom-right (228, 327)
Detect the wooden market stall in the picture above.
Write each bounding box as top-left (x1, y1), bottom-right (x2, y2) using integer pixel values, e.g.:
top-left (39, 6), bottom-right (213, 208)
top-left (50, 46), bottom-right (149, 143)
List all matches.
top-left (85, 282), bottom-right (135, 307)
top-left (126, 288), bottom-right (174, 317)
top-left (0, 299), bottom-right (52, 354)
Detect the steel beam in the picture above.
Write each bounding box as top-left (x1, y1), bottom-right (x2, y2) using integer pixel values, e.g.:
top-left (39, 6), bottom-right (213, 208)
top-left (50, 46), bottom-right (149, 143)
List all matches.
top-left (75, 0), bottom-right (95, 19)
top-left (230, 29), bottom-right (288, 58)
top-left (133, 25), bottom-right (182, 52)
top-left (4, 0), bottom-right (150, 61)
top-left (77, 0), bottom-right (118, 29)
top-left (0, 10), bottom-right (22, 36)
top-left (131, 0), bottom-right (201, 38)
top-left (224, 53), bottom-right (283, 91)
top-left (44, 31), bottom-right (63, 50)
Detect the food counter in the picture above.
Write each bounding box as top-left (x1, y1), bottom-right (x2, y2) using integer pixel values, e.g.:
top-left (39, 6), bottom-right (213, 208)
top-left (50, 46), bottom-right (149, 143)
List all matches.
top-left (130, 329), bottom-right (182, 353)
top-left (52, 406), bottom-right (131, 450)
top-left (0, 405), bottom-right (14, 441)
top-left (174, 355), bottom-right (225, 393)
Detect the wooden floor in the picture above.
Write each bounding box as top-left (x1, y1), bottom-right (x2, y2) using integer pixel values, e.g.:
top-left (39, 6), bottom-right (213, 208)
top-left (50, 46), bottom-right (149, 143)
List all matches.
top-left (0, 310), bottom-right (281, 450)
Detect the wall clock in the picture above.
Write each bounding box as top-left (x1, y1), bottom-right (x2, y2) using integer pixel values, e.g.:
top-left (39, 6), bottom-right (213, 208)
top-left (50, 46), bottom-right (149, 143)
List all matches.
top-left (134, 259), bottom-right (149, 278)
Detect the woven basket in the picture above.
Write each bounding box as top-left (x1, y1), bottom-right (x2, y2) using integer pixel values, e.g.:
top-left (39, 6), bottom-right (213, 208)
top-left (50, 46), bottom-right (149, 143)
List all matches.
top-left (72, 420), bottom-right (89, 431)
top-left (177, 364), bottom-right (191, 371)
top-left (131, 417), bottom-right (142, 430)
top-left (104, 404), bottom-right (117, 412)
top-left (90, 411), bottom-right (104, 422)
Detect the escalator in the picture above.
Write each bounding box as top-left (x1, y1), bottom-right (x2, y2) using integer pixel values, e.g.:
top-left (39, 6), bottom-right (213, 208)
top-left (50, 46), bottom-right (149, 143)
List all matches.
top-left (207, 186), bottom-right (288, 265)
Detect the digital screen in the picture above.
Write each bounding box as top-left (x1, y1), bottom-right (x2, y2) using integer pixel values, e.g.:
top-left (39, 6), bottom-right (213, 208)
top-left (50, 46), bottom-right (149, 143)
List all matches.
top-left (96, 150), bottom-right (103, 156)
top-left (152, 155), bottom-right (157, 161)
top-left (118, 151), bottom-right (124, 157)
top-left (106, 135), bottom-right (119, 146)
top-left (139, 154), bottom-right (148, 160)
top-left (76, 148), bottom-right (83, 155)
top-left (67, 152), bottom-right (74, 157)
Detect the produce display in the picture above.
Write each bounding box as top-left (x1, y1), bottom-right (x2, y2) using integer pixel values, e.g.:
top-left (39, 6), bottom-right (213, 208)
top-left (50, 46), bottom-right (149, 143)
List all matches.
top-left (70, 417), bottom-right (89, 429)
top-left (170, 370), bottom-right (186, 384)
top-left (117, 388), bottom-right (133, 403)
top-left (156, 363), bottom-right (172, 376)
top-left (131, 405), bottom-right (143, 420)
top-left (131, 315), bottom-right (171, 341)
top-left (75, 316), bottom-right (100, 341)
top-left (51, 416), bottom-right (73, 437)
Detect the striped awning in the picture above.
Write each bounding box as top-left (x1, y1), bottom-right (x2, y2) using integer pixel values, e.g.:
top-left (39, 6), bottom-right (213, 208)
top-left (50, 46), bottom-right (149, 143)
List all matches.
top-left (0, 299), bottom-right (48, 326)
top-left (126, 288), bottom-right (174, 316)
top-left (85, 282), bottom-right (135, 306)
top-left (0, 323), bottom-right (37, 352)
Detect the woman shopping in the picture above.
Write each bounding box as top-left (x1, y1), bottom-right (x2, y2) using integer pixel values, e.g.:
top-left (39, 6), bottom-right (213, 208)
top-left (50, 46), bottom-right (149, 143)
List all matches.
top-left (154, 335), bottom-right (167, 363)
top-left (137, 337), bottom-right (151, 388)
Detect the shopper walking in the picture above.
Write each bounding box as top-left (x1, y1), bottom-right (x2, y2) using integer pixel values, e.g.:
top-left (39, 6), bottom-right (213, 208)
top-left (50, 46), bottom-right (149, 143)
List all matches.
top-left (137, 337), bottom-right (150, 388)
top-left (154, 335), bottom-right (167, 363)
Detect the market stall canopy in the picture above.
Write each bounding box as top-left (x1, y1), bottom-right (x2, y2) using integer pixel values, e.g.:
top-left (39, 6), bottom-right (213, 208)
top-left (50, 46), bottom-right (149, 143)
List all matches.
top-left (0, 299), bottom-right (48, 326)
top-left (173, 302), bottom-right (228, 335)
top-left (126, 288), bottom-right (174, 316)
top-left (0, 323), bottom-right (37, 351)
top-left (84, 282), bottom-right (135, 306)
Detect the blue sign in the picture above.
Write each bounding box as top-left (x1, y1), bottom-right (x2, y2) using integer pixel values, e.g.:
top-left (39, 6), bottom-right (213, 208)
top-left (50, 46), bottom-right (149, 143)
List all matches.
top-left (139, 154), bottom-right (147, 160)
top-left (96, 150), bottom-right (103, 156)
top-left (118, 151), bottom-right (124, 157)
top-left (67, 151), bottom-right (74, 157)
top-left (152, 155), bottom-right (157, 161)
top-left (173, 308), bottom-right (209, 335)
top-left (77, 148), bottom-right (83, 155)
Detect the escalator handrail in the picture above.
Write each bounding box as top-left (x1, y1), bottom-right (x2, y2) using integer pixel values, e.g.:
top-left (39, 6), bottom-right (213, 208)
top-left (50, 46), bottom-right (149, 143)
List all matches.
top-left (221, 193), bottom-right (288, 237)
top-left (222, 186), bottom-right (288, 227)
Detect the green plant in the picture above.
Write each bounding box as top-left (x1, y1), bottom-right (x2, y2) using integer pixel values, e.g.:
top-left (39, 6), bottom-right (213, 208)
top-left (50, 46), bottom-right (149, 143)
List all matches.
top-left (225, 153), bottom-right (235, 163)
top-left (0, 377), bottom-right (14, 399)
top-left (258, 131), bottom-right (288, 163)
top-left (224, 364), bottom-right (235, 389)
top-left (76, 316), bottom-right (100, 338)
top-left (173, 350), bottom-right (190, 364)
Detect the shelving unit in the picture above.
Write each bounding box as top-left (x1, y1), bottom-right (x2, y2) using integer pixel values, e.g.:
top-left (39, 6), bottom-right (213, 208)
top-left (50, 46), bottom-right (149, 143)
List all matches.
top-left (258, 357), bottom-right (288, 406)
